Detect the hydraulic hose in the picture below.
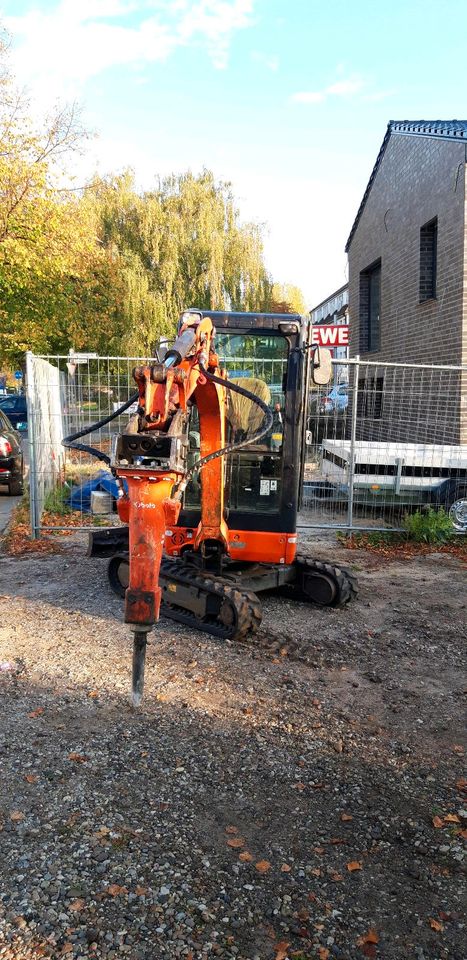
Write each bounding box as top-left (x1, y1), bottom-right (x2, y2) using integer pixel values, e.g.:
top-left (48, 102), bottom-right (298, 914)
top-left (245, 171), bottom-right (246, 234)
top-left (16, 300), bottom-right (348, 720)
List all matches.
top-left (180, 363), bottom-right (274, 487)
top-left (62, 392), bottom-right (139, 465)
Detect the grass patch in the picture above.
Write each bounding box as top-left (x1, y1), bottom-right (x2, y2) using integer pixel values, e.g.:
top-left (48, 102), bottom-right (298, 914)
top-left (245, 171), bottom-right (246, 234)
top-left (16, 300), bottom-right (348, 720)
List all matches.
top-left (403, 506), bottom-right (453, 544)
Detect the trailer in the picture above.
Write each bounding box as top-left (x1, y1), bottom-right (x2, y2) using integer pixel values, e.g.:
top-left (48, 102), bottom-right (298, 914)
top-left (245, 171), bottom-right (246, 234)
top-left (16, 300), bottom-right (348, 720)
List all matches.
top-left (304, 439), bottom-right (467, 531)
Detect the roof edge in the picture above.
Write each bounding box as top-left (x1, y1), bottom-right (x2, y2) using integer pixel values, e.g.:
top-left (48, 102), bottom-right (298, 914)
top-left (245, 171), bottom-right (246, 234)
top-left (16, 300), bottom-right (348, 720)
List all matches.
top-left (345, 120), bottom-right (467, 252)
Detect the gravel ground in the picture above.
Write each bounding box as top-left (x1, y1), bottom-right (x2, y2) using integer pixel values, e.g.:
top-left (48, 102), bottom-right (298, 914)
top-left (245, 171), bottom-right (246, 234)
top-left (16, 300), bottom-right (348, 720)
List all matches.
top-left (0, 535), bottom-right (466, 960)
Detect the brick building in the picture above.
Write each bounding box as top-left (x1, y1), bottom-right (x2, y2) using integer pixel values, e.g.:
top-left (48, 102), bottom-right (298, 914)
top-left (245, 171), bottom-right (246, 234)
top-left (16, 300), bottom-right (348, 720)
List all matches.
top-left (345, 120), bottom-right (467, 443)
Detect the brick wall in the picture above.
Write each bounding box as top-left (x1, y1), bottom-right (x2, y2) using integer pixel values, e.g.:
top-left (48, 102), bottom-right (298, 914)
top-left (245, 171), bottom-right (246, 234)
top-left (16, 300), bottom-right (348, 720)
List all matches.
top-left (347, 134), bottom-right (467, 443)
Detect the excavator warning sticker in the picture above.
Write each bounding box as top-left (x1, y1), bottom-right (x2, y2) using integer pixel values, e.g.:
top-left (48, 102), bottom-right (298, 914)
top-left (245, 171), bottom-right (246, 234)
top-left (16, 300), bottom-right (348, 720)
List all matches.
top-left (260, 479), bottom-right (278, 495)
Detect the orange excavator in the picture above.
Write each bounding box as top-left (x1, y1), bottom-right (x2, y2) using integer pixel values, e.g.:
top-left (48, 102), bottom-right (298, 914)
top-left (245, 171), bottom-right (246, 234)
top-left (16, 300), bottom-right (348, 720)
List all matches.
top-left (81, 309), bottom-right (357, 704)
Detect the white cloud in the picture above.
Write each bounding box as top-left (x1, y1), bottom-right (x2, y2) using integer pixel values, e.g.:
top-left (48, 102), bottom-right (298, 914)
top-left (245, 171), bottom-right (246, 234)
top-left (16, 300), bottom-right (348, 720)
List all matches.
top-left (291, 90), bottom-right (325, 104)
top-left (4, 0), bottom-right (255, 103)
top-left (326, 78), bottom-right (363, 97)
top-left (250, 49), bottom-right (279, 72)
top-left (291, 74), bottom-right (364, 106)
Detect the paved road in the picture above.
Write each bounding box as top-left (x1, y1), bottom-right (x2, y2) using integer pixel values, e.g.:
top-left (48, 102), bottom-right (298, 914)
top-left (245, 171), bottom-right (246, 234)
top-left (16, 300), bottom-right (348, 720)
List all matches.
top-left (0, 487), bottom-right (22, 535)
top-left (0, 434), bottom-right (28, 535)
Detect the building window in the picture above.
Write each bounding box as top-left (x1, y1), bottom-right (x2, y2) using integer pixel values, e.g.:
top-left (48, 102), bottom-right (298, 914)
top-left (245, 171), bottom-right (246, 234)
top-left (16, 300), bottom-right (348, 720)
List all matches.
top-left (359, 260), bottom-right (381, 353)
top-left (357, 375), bottom-right (384, 420)
top-left (419, 218), bottom-right (437, 302)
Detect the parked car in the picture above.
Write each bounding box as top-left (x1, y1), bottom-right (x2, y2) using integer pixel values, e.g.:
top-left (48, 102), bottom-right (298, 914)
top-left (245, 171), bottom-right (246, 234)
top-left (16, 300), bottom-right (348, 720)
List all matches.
top-left (319, 384), bottom-right (348, 415)
top-left (0, 394), bottom-right (28, 430)
top-left (0, 409), bottom-right (24, 495)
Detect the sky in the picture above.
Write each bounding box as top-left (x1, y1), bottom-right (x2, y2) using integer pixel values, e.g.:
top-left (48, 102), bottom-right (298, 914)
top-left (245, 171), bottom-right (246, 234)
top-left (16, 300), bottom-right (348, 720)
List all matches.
top-left (1, 0), bottom-right (467, 309)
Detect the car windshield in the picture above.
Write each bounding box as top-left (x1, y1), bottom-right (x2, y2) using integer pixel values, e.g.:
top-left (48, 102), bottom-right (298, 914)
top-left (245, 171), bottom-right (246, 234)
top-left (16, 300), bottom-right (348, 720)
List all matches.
top-left (0, 410), bottom-right (13, 430)
top-left (0, 397), bottom-right (25, 410)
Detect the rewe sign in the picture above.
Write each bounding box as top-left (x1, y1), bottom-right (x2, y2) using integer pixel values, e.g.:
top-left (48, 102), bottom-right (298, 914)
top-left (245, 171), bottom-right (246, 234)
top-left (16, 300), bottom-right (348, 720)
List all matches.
top-left (311, 324), bottom-right (349, 348)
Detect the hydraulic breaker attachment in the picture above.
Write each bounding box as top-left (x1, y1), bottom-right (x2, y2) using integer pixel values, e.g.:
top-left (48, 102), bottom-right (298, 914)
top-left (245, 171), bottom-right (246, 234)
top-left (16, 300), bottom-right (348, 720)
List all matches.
top-left (116, 471), bottom-right (180, 706)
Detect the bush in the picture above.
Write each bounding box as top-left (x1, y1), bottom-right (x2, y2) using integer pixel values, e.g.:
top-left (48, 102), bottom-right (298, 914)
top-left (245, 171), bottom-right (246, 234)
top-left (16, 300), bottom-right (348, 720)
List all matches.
top-left (403, 507), bottom-right (453, 544)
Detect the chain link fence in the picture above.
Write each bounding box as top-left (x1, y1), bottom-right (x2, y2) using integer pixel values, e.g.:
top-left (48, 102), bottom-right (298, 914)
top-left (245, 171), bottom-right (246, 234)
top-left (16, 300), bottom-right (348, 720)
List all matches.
top-left (25, 352), bottom-right (467, 537)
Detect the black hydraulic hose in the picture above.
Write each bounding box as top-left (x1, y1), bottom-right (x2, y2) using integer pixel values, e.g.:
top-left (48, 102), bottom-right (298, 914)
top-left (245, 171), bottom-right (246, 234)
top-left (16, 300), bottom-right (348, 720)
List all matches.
top-left (62, 392), bottom-right (139, 465)
top-left (181, 363), bottom-right (274, 485)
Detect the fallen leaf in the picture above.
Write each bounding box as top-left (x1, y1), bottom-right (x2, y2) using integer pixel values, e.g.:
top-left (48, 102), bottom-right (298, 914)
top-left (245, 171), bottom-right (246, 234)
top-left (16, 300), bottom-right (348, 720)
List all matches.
top-left (432, 816), bottom-right (443, 828)
top-left (330, 838), bottom-right (346, 845)
top-left (318, 948), bottom-right (330, 959)
top-left (105, 884), bottom-right (127, 896)
top-left (69, 899), bottom-right (85, 912)
top-left (88, 690), bottom-right (99, 699)
top-left (280, 863), bottom-right (291, 872)
top-left (444, 814), bottom-right (460, 824)
top-left (239, 851), bottom-right (253, 862)
top-left (24, 774), bottom-right (38, 784)
top-left (255, 859), bottom-right (271, 873)
top-left (274, 941), bottom-right (290, 960)
top-left (429, 918), bottom-right (443, 931)
top-left (311, 782), bottom-right (325, 789)
top-left (314, 847), bottom-right (325, 855)
top-left (347, 861), bottom-right (363, 872)
top-left (225, 825), bottom-right (238, 834)
top-left (60, 944), bottom-right (73, 955)
top-left (452, 744), bottom-right (464, 754)
top-left (360, 946), bottom-right (377, 958)
top-left (311, 868), bottom-right (321, 877)
top-left (68, 753), bottom-right (88, 763)
top-left (10, 811), bottom-right (25, 822)
top-left (330, 872), bottom-right (343, 882)
top-left (458, 829), bottom-right (467, 839)
top-left (357, 929), bottom-right (379, 945)
top-left (28, 708), bottom-right (44, 719)
top-left (292, 782), bottom-right (305, 791)
top-left (227, 837), bottom-right (245, 849)
top-left (456, 777), bottom-right (467, 790)
top-left (341, 813), bottom-right (353, 822)
top-left (135, 885), bottom-right (148, 896)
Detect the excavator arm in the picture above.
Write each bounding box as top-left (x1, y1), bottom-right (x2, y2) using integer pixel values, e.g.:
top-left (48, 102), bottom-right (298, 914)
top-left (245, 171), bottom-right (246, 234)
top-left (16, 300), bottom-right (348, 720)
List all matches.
top-left (113, 310), bottom-right (228, 704)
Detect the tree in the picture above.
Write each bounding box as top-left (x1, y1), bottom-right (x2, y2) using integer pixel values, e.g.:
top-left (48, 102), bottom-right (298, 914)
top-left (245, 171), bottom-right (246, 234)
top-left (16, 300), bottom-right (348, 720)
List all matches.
top-left (86, 170), bottom-right (272, 355)
top-left (268, 282), bottom-right (308, 315)
top-left (0, 33), bottom-right (98, 364)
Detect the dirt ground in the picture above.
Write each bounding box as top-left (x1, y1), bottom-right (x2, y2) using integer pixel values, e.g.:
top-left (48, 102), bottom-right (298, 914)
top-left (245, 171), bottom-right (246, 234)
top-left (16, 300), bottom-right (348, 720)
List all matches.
top-left (0, 533), bottom-right (466, 960)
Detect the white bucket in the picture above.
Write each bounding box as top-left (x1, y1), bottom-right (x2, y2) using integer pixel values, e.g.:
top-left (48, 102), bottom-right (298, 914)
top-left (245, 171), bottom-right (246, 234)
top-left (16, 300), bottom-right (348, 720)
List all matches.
top-left (91, 489), bottom-right (113, 515)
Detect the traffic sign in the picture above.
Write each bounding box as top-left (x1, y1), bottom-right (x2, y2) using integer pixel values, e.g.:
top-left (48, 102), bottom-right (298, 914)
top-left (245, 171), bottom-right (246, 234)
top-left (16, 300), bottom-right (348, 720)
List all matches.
top-left (14, 370), bottom-right (23, 380)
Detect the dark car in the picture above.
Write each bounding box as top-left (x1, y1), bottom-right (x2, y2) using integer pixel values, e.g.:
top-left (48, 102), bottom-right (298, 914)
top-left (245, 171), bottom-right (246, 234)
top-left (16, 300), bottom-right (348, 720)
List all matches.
top-left (0, 409), bottom-right (24, 495)
top-left (0, 394), bottom-right (28, 430)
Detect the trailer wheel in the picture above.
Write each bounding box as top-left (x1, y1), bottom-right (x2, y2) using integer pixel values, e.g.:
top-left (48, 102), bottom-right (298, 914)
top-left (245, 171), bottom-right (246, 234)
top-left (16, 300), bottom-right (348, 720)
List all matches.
top-left (449, 495), bottom-right (467, 533)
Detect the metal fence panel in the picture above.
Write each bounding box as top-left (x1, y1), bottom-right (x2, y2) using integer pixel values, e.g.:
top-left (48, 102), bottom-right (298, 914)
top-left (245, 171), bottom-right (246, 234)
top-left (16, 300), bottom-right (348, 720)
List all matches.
top-left (300, 358), bottom-right (467, 531)
top-left (26, 353), bottom-right (467, 536)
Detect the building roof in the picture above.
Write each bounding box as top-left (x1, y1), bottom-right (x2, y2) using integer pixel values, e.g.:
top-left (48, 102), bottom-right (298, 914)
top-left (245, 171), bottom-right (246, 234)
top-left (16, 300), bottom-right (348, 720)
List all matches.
top-left (345, 120), bottom-right (467, 252)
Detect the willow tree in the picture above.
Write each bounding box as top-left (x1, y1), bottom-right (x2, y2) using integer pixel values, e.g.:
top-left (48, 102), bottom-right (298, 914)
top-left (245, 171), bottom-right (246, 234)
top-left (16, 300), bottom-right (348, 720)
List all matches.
top-left (88, 170), bottom-right (272, 355)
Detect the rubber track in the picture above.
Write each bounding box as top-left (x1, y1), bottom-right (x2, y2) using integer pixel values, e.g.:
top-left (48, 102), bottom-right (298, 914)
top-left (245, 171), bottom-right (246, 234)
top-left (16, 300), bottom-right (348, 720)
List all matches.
top-left (108, 555), bottom-right (357, 662)
top-left (159, 559), bottom-right (263, 641)
top-left (295, 554), bottom-right (359, 607)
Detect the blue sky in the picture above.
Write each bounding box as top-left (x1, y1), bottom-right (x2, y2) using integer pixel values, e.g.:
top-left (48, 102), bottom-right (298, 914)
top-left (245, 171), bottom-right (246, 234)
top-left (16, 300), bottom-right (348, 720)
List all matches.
top-left (2, 0), bottom-right (467, 307)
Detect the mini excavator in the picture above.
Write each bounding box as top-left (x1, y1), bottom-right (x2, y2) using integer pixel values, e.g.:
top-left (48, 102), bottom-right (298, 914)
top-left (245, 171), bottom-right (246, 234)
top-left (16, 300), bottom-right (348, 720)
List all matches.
top-left (82, 309), bottom-right (357, 704)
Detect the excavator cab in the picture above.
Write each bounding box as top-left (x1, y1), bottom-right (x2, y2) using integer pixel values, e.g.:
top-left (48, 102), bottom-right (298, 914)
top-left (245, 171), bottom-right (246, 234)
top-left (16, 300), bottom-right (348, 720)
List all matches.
top-left (170, 312), bottom-right (305, 567)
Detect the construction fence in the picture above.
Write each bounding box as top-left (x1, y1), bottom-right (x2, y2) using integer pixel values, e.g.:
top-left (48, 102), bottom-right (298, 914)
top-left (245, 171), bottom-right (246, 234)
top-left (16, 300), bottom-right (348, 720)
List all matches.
top-left (24, 351), bottom-right (467, 537)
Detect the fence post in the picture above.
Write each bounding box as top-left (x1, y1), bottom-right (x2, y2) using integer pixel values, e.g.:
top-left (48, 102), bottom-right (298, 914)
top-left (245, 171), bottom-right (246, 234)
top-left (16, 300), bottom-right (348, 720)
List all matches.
top-left (347, 355), bottom-right (360, 531)
top-left (25, 351), bottom-right (40, 539)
